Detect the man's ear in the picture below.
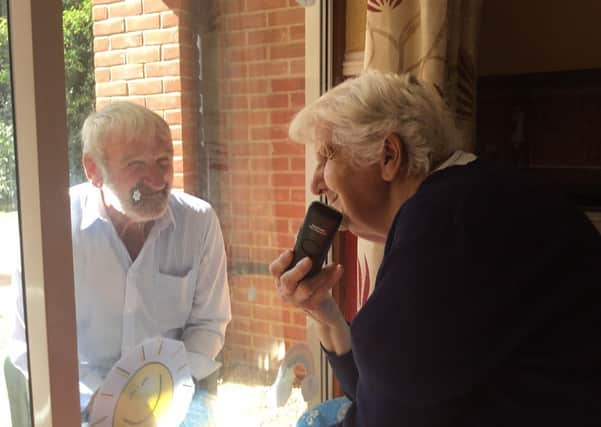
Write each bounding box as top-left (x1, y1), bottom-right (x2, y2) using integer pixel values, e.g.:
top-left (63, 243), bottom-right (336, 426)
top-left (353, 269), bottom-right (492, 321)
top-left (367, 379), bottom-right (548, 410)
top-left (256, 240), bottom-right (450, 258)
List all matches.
top-left (83, 154), bottom-right (103, 188)
top-left (380, 133), bottom-right (403, 182)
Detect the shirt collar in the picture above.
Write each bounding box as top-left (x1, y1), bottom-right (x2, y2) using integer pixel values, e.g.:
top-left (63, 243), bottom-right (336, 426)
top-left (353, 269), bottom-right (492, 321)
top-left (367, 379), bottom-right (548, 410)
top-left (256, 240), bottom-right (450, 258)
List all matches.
top-left (80, 185), bottom-right (176, 232)
top-left (434, 150), bottom-right (477, 172)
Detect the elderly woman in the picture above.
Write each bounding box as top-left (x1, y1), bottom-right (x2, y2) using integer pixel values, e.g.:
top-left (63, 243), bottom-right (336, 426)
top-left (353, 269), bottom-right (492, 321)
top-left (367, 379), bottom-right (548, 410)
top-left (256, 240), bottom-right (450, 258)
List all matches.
top-left (270, 71), bottom-right (601, 427)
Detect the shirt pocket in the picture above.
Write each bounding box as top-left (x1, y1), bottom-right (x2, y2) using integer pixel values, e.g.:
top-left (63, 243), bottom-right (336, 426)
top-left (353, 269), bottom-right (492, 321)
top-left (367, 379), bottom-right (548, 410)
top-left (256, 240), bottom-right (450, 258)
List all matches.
top-left (154, 270), bottom-right (195, 332)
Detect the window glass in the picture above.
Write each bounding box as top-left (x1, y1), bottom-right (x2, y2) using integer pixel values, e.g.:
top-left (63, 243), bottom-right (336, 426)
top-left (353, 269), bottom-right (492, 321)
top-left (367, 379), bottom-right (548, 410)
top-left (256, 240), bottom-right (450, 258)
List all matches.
top-left (65, 1), bottom-right (314, 426)
top-left (0, 0), bottom-right (33, 425)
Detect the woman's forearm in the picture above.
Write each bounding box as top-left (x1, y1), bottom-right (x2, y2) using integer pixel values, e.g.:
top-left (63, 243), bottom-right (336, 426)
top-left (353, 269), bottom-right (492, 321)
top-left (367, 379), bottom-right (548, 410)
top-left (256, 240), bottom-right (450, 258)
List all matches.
top-left (318, 314), bottom-right (352, 355)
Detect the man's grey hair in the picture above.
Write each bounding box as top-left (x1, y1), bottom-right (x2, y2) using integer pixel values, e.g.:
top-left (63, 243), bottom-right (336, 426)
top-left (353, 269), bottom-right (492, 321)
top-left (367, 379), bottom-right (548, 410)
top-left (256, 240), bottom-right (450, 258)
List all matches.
top-left (81, 101), bottom-right (172, 167)
top-left (289, 70), bottom-right (462, 176)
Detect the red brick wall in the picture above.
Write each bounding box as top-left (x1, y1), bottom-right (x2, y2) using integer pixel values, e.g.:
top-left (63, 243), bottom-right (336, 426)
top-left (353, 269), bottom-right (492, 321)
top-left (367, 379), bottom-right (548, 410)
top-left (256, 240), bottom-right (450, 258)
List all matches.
top-left (92, 0), bottom-right (308, 379)
top-left (92, 0), bottom-right (200, 193)
top-left (213, 0), bottom-right (308, 375)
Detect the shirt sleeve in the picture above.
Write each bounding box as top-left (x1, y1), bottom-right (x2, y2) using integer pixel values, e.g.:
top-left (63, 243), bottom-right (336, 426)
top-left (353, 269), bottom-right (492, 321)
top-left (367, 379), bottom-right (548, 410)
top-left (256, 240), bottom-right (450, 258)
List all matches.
top-left (323, 345), bottom-right (359, 401)
top-left (182, 208), bottom-right (231, 380)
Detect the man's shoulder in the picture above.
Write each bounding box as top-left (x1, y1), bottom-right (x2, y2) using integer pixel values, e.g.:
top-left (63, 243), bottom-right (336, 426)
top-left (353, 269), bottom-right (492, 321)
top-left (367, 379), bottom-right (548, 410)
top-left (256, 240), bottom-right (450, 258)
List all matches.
top-left (168, 191), bottom-right (215, 220)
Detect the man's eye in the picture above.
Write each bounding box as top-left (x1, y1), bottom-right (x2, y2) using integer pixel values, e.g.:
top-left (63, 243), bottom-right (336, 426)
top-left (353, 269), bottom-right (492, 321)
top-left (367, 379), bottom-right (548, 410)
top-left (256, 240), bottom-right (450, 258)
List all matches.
top-left (128, 160), bottom-right (144, 168)
top-left (158, 158), bottom-right (171, 167)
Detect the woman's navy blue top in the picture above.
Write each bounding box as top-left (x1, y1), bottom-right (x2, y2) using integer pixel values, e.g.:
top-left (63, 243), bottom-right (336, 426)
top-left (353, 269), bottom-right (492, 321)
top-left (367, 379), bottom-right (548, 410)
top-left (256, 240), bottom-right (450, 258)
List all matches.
top-left (327, 159), bottom-right (601, 427)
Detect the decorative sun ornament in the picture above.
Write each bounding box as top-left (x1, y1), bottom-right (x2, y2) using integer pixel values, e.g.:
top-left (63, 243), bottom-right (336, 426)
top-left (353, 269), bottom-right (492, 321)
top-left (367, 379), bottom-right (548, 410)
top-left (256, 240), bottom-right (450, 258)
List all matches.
top-left (367, 0), bottom-right (404, 13)
top-left (89, 337), bottom-right (195, 427)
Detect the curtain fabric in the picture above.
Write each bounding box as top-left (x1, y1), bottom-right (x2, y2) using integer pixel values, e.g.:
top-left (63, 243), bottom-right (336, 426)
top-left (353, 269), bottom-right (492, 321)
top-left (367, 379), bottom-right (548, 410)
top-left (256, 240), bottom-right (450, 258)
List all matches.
top-left (355, 0), bottom-right (482, 311)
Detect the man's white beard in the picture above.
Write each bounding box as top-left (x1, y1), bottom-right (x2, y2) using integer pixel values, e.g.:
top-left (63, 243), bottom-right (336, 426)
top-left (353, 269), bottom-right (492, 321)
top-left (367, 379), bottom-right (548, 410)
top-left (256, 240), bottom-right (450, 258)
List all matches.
top-left (102, 181), bottom-right (169, 222)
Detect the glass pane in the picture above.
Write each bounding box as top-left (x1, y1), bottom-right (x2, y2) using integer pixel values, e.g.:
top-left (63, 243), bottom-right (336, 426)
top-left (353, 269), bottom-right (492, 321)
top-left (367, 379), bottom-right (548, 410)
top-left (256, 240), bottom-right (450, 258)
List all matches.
top-left (67, 1), bottom-right (313, 425)
top-left (0, 0), bottom-right (33, 425)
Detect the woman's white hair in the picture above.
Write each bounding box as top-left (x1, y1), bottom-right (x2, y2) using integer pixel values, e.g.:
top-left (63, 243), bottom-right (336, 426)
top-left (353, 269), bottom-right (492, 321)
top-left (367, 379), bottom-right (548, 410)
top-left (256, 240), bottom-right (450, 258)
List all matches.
top-left (81, 101), bottom-right (171, 167)
top-left (289, 70), bottom-right (462, 176)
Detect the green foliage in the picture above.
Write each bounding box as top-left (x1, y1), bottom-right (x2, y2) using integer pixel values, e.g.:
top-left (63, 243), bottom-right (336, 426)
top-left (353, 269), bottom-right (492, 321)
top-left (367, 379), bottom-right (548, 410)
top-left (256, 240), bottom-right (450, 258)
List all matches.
top-left (63, 0), bottom-right (95, 185)
top-left (0, 0), bottom-right (95, 208)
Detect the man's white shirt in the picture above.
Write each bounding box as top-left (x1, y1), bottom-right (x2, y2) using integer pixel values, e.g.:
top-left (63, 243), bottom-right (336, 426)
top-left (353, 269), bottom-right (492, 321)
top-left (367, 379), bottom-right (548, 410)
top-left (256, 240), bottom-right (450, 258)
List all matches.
top-left (10, 183), bottom-right (231, 407)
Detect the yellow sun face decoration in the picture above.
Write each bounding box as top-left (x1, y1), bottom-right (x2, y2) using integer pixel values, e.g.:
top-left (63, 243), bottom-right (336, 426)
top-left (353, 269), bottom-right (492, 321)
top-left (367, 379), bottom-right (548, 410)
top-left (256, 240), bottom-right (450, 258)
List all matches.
top-left (113, 362), bottom-right (174, 427)
top-left (90, 337), bottom-right (194, 427)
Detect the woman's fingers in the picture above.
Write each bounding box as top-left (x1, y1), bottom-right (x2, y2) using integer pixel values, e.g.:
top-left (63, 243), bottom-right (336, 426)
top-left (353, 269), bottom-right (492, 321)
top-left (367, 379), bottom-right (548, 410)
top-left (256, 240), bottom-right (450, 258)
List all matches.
top-left (269, 249), bottom-right (294, 277)
top-left (286, 263), bottom-right (344, 306)
top-left (279, 257), bottom-right (313, 296)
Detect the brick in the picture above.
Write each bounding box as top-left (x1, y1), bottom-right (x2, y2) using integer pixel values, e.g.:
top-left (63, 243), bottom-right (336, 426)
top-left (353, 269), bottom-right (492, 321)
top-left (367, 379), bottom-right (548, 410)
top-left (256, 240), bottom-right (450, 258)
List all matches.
top-left (110, 33), bottom-right (143, 49)
top-left (270, 42), bottom-right (304, 59)
top-left (127, 46), bottom-right (161, 63)
top-left (272, 157), bottom-right (290, 171)
top-left (95, 68), bottom-right (110, 83)
top-left (93, 37), bottom-right (110, 53)
top-left (94, 0), bottom-right (121, 4)
top-left (109, 1), bottom-right (142, 18)
top-left (94, 51), bottom-right (126, 67)
top-left (227, 331), bottom-right (251, 346)
top-left (251, 126), bottom-right (288, 141)
top-left (96, 97), bottom-right (111, 110)
top-left (126, 14), bottom-right (160, 31)
top-left (247, 27), bottom-right (288, 45)
top-left (144, 27), bottom-right (179, 45)
top-left (283, 325), bottom-right (306, 341)
top-left (274, 203), bottom-right (305, 217)
top-left (270, 109), bottom-right (297, 125)
top-left (93, 18), bottom-right (125, 36)
top-left (110, 64), bottom-right (143, 80)
top-left (128, 79), bottom-right (163, 95)
top-left (221, 63), bottom-right (247, 79)
top-left (96, 81), bottom-right (127, 97)
top-left (293, 311), bottom-right (307, 326)
top-left (229, 79), bottom-right (268, 94)
top-left (272, 142), bottom-right (305, 155)
top-left (146, 93), bottom-right (182, 110)
top-left (253, 306), bottom-right (289, 323)
top-left (290, 59), bottom-right (305, 74)
top-left (221, 0), bottom-right (245, 14)
top-left (145, 60), bottom-right (181, 77)
top-left (219, 31), bottom-right (246, 47)
top-left (227, 46), bottom-right (267, 62)
top-left (142, 0), bottom-right (170, 13)
top-left (289, 93), bottom-right (304, 111)
top-left (248, 61), bottom-right (288, 78)
top-left (221, 95), bottom-right (249, 110)
top-left (290, 24), bottom-right (304, 40)
top-left (291, 158), bottom-right (305, 172)
top-left (93, 6), bottom-right (108, 21)
top-left (246, 0), bottom-right (289, 11)
top-left (227, 12), bottom-right (267, 31)
top-left (163, 77), bottom-right (181, 92)
top-left (250, 93), bottom-right (288, 109)
top-left (161, 10), bottom-right (192, 28)
top-left (268, 8), bottom-right (304, 26)
top-left (163, 44), bottom-right (193, 61)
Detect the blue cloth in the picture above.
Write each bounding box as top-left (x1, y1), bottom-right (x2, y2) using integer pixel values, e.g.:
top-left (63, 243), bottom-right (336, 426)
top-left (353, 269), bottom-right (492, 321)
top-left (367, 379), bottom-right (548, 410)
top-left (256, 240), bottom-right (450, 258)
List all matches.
top-left (180, 386), bottom-right (216, 427)
top-left (296, 397), bottom-right (352, 427)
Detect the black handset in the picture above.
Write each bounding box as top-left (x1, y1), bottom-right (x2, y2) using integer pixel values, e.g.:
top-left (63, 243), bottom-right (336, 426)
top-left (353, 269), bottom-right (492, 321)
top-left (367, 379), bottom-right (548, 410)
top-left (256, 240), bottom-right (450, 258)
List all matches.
top-left (286, 201), bottom-right (343, 279)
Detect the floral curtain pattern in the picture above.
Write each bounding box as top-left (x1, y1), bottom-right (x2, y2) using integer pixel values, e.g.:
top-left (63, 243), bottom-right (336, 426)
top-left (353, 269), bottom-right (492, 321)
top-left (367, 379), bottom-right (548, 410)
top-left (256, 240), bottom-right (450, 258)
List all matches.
top-left (355, 0), bottom-right (482, 312)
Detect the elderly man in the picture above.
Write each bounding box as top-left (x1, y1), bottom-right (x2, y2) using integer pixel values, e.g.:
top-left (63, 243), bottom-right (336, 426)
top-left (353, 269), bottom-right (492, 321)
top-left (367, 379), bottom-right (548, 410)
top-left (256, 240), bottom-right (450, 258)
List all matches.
top-left (11, 102), bottom-right (231, 426)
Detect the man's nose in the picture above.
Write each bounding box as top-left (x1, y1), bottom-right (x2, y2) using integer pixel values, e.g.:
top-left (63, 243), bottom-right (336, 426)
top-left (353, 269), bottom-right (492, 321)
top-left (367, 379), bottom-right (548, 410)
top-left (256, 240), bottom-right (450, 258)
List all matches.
top-left (143, 165), bottom-right (166, 190)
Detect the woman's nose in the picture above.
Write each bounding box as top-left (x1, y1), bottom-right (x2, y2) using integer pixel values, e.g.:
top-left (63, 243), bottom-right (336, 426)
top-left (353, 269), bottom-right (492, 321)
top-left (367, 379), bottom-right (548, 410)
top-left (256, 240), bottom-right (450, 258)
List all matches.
top-left (310, 164), bottom-right (326, 196)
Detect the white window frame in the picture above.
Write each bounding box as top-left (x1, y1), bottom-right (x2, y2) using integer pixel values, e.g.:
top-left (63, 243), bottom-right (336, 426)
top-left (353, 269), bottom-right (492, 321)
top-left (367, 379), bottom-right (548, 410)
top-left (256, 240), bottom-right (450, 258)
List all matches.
top-left (9, 0), bottom-right (80, 425)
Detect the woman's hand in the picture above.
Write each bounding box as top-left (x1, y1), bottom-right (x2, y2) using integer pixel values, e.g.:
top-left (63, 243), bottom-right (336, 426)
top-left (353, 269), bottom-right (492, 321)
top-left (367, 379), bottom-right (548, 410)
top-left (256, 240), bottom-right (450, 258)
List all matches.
top-left (269, 249), bottom-right (344, 328)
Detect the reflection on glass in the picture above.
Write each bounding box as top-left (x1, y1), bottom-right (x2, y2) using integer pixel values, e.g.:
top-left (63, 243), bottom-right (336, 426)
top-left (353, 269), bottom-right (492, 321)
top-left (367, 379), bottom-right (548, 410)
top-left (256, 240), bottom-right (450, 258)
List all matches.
top-left (65, 1), bottom-right (312, 425)
top-left (0, 1), bottom-right (32, 426)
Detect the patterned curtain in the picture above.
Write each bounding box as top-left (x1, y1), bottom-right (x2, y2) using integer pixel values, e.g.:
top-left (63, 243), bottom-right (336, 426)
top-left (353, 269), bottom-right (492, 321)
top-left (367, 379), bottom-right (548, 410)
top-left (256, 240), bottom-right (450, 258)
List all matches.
top-left (355, 0), bottom-right (482, 312)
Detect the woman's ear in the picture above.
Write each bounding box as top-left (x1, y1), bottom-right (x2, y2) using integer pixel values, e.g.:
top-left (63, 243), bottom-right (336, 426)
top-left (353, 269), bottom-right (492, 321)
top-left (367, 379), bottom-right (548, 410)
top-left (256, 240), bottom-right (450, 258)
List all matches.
top-left (380, 133), bottom-right (403, 181)
top-left (83, 154), bottom-right (104, 188)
